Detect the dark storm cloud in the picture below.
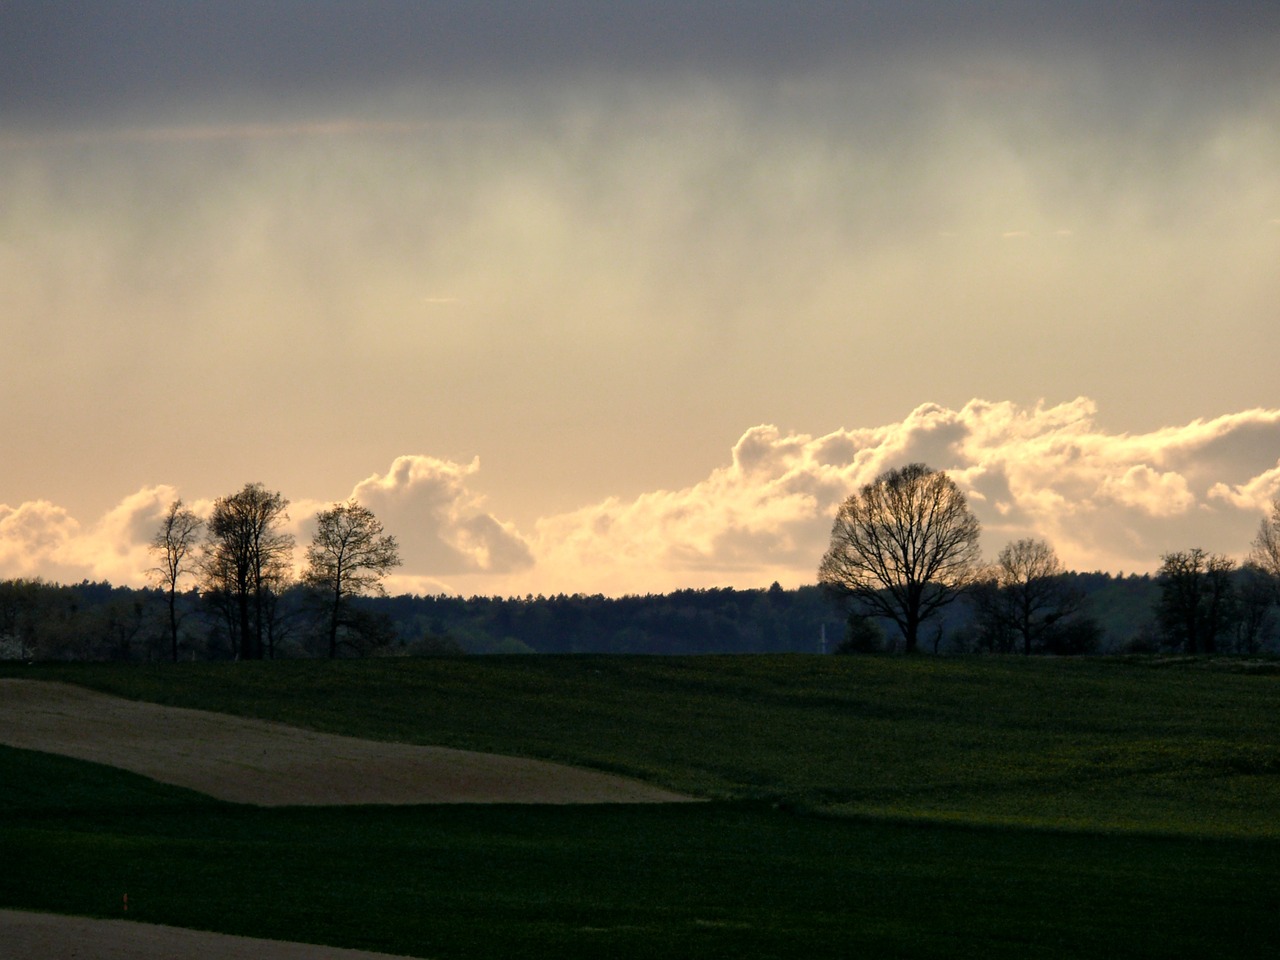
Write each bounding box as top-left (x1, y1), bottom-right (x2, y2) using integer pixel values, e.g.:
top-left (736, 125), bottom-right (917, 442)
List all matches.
top-left (4, 1), bottom-right (1278, 124)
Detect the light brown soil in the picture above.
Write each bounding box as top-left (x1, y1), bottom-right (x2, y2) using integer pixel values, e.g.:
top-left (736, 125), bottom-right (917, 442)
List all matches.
top-left (0, 909), bottom-right (426, 960)
top-left (0, 679), bottom-right (693, 805)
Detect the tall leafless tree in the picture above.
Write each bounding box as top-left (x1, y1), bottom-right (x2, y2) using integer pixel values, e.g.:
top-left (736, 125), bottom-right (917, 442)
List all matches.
top-left (304, 500), bottom-right (402, 658)
top-left (1249, 498), bottom-right (1280, 583)
top-left (1242, 500), bottom-right (1280, 651)
top-left (201, 483), bottom-right (294, 660)
top-left (148, 499), bottom-right (203, 662)
top-left (819, 463), bottom-right (981, 653)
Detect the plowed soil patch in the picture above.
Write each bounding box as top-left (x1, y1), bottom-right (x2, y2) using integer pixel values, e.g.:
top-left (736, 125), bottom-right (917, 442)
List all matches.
top-left (0, 910), bottom-right (421, 960)
top-left (0, 679), bottom-right (694, 805)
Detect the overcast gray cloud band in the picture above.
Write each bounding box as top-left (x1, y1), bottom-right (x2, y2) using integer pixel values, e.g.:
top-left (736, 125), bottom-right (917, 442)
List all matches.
top-left (5, 2), bottom-right (1279, 124)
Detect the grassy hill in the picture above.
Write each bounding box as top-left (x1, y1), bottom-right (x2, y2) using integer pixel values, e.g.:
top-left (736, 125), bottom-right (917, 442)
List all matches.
top-left (10, 654), bottom-right (1278, 834)
top-left (2, 655), bottom-right (1278, 958)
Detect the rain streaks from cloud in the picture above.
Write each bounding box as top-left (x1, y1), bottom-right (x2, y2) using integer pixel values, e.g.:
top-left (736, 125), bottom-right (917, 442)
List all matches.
top-left (2, 4), bottom-right (1278, 595)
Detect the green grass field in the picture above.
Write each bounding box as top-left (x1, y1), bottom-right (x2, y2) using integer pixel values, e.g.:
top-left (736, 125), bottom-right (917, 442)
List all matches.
top-left (2, 655), bottom-right (1278, 957)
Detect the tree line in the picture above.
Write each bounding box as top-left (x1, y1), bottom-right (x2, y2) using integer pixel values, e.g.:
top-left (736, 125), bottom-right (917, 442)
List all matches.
top-left (1, 470), bottom-right (1277, 662)
top-left (0, 578), bottom-right (838, 661)
top-left (0, 572), bottom-right (1177, 662)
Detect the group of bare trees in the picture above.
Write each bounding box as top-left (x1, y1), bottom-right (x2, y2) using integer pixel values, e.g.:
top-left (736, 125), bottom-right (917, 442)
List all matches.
top-left (818, 463), bottom-right (1091, 654)
top-left (1151, 503), bottom-right (1280, 655)
top-left (149, 484), bottom-right (401, 661)
top-left (818, 462), bottom-right (1278, 655)
top-left (969, 538), bottom-right (1098, 655)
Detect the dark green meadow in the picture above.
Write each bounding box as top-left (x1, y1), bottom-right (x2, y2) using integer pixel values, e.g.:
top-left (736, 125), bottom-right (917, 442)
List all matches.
top-left (2, 655), bottom-right (1278, 957)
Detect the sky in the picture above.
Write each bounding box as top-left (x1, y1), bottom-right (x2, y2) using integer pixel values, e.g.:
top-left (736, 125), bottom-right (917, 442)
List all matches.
top-left (2, 2), bottom-right (1279, 597)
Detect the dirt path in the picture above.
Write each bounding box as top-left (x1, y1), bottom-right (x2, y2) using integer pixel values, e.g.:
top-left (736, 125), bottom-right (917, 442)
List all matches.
top-left (0, 678), bottom-right (694, 804)
top-left (0, 909), bottom-right (424, 960)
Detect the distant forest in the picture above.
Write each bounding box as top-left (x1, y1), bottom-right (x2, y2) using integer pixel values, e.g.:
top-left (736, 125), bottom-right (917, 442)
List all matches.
top-left (3, 571), bottom-right (1261, 663)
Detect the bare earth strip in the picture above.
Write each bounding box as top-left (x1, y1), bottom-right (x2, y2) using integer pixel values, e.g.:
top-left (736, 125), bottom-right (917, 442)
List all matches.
top-left (0, 909), bottom-right (425, 960)
top-left (0, 679), bottom-right (693, 805)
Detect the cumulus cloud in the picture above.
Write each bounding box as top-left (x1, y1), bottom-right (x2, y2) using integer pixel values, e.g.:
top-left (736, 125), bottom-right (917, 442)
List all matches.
top-left (0, 456), bottom-right (536, 594)
top-left (516, 399), bottom-right (1280, 593)
top-left (1099, 466), bottom-right (1195, 517)
top-left (346, 455), bottom-right (534, 592)
top-left (0, 486), bottom-right (175, 585)
top-left (1208, 463), bottom-right (1280, 510)
top-left (3, 400), bottom-right (1280, 595)
top-left (0, 501), bottom-right (80, 578)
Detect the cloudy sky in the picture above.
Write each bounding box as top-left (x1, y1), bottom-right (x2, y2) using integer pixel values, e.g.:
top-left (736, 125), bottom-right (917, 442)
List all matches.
top-left (3, 2), bottom-right (1279, 596)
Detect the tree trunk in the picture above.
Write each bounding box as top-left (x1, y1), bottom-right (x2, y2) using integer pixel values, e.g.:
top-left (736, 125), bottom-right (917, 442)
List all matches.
top-left (328, 586), bottom-right (342, 659)
top-left (167, 588), bottom-right (179, 663)
top-left (238, 593), bottom-right (259, 660)
top-left (903, 609), bottom-right (919, 654)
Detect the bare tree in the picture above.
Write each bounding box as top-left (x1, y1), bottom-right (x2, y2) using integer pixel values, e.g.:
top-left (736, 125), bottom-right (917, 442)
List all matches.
top-left (304, 500), bottom-right (402, 658)
top-left (976, 538), bottom-right (1082, 655)
top-left (199, 541), bottom-right (242, 659)
top-left (148, 499), bottom-right (203, 662)
top-left (201, 483), bottom-right (294, 660)
top-left (1248, 498), bottom-right (1280, 580)
top-left (819, 463), bottom-right (981, 653)
top-left (1155, 548), bottom-right (1236, 654)
top-left (1235, 562), bottom-right (1276, 654)
top-left (1240, 501), bottom-right (1280, 653)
